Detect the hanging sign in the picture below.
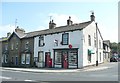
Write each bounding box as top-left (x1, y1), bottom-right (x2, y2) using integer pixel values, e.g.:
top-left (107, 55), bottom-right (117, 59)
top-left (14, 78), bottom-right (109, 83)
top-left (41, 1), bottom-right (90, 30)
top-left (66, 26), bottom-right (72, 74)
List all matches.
top-left (69, 44), bottom-right (72, 49)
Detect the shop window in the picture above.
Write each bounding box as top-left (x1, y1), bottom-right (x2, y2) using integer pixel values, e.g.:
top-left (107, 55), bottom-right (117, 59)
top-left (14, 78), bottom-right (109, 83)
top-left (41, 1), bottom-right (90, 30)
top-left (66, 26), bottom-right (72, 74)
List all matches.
top-left (62, 33), bottom-right (69, 45)
top-left (69, 51), bottom-right (77, 65)
top-left (55, 51), bottom-right (62, 65)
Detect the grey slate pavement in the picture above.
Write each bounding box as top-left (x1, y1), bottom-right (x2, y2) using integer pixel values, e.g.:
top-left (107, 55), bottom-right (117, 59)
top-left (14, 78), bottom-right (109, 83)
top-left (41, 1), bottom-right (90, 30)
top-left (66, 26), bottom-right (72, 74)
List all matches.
top-left (1, 62), bottom-right (118, 73)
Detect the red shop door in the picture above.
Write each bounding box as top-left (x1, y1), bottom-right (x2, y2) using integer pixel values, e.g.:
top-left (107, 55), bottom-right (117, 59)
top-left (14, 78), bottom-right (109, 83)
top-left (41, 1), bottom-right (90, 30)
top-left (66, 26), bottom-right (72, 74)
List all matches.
top-left (63, 51), bottom-right (68, 69)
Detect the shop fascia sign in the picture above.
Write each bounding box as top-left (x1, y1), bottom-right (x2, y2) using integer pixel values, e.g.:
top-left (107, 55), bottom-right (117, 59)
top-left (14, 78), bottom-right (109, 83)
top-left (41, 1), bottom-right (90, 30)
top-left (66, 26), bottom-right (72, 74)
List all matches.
top-left (88, 46), bottom-right (95, 54)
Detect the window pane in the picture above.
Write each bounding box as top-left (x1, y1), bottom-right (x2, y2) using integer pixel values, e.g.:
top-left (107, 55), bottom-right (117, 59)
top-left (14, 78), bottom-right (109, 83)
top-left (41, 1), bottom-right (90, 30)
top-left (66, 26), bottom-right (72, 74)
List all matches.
top-left (26, 54), bottom-right (30, 64)
top-left (39, 36), bottom-right (44, 46)
top-left (38, 52), bottom-right (44, 62)
top-left (69, 51), bottom-right (77, 65)
top-left (21, 54), bottom-right (25, 64)
top-left (62, 33), bottom-right (68, 45)
top-left (55, 51), bottom-right (62, 64)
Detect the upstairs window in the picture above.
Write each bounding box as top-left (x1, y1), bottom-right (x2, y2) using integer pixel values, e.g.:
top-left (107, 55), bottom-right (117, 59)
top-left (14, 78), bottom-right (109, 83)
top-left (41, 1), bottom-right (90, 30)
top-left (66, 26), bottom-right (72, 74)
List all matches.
top-left (39, 36), bottom-right (44, 47)
top-left (16, 42), bottom-right (18, 50)
top-left (25, 41), bottom-right (29, 49)
top-left (88, 35), bottom-right (91, 46)
top-left (62, 33), bottom-right (69, 45)
top-left (11, 43), bottom-right (14, 50)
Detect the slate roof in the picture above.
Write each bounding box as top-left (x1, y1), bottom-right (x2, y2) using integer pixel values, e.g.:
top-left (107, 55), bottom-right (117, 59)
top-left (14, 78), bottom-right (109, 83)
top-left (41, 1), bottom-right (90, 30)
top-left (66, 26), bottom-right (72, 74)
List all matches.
top-left (103, 40), bottom-right (110, 47)
top-left (1, 21), bottom-right (92, 40)
top-left (23, 21), bottom-right (92, 38)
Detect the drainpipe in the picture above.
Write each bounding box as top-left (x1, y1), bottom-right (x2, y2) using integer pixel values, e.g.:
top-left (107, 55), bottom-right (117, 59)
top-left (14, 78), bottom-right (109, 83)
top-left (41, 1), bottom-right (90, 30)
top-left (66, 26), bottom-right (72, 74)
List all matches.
top-left (96, 23), bottom-right (98, 66)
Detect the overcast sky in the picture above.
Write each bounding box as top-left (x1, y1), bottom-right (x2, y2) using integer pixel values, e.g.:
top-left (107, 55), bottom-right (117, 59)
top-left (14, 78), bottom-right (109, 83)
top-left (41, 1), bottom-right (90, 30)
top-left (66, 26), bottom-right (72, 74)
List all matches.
top-left (1, 0), bottom-right (118, 43)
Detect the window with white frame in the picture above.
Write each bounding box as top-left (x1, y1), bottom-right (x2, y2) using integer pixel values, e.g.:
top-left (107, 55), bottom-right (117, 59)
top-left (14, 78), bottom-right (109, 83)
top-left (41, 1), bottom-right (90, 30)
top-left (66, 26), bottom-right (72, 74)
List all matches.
top-left (39, 36), bottom-right (44, 47)
top-left (26, 54), bottom-right (30, 64)
top-left (88, 35), bottom-right (91, 46)
top-left (38, 51), bottom-right (44, 63)
top-left (62, 33), bottom-right (69, 45)
top-left (21, 54), bottom-right (25, 64)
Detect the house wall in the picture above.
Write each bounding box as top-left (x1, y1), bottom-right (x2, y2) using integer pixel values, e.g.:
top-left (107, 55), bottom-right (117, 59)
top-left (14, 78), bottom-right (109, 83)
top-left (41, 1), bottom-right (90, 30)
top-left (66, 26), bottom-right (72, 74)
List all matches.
top-left (21, 37), bottom-right (34, 67)
top-left (8, 34), bottom-right (21, 67)
top-left (2, 40), bottom-right (8, 66)
top-left (83, 21), bottom-right (103, 67)
top-left (34, 30), bottom-right (83, 68)
top-left (103, 44), bottom-right (111, 62)
top-left (97, 28), bottom-right (103, 64)
top-left (0, 40), bottom-right (2, 66)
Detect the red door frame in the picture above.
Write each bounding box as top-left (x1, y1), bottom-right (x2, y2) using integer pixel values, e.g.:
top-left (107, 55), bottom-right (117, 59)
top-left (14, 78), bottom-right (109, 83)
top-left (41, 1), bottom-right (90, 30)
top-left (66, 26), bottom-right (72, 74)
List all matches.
top-left (62, 51), bottom-right (68, 69)
top-left (45, 52), bottom-right (51, 67)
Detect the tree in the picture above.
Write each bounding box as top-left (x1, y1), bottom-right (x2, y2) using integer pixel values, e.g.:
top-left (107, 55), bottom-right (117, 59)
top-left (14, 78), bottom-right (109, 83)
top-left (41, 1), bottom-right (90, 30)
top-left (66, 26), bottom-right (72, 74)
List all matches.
top-left (110, 42), bottom-right (118, 54)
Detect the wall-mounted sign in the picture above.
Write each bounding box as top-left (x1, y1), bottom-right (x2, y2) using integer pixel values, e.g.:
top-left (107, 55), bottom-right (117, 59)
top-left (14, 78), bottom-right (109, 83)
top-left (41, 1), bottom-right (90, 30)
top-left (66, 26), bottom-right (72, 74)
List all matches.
top-left (69, 44), bottom-right (72, 49)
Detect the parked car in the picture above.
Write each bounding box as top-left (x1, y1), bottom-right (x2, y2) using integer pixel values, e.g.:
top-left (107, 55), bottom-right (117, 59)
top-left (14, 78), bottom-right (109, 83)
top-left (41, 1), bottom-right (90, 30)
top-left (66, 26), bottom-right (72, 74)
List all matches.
top-left (118, 54), bottom-right (120, 61)
top-left (110, 55), bottom-right (119, 62)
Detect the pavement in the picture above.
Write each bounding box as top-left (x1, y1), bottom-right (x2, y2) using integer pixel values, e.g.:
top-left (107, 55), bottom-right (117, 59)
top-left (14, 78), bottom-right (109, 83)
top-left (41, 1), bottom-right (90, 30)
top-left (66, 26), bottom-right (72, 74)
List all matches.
top-left (1, 62), bottom-right (112, 73)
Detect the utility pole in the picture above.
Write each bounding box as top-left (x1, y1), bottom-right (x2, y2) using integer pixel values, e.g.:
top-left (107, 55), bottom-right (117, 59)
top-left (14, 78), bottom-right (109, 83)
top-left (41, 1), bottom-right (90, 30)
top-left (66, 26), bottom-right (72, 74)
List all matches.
top-left (15, 19), bottom-right (17, 28)
top-left (96, 23), bottom-right (98, 66)
top-left (49, 16), bottom-right (52, 21)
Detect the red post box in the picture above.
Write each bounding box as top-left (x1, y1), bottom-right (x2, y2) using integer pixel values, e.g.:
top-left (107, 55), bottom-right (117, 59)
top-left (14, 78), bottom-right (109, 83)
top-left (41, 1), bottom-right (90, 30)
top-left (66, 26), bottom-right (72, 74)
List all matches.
top-left (49, 58), bottom-right (52, 68)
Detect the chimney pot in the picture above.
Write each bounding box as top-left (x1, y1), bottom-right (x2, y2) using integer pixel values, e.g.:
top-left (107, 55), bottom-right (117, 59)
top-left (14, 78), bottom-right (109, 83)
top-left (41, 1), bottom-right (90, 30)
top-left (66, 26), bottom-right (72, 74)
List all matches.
top-left (49, 20), bottom-right (56, 29)
top-left (90, 12), bottom-right (95, 21)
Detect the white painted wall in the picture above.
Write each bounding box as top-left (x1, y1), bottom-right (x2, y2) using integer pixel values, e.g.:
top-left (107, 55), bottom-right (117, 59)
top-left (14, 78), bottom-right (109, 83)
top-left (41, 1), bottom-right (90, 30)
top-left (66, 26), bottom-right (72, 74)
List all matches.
top-left (83, 21), bottom-right (103, 66)
top-left (34, 21), bottom-right (103, 68)
top-left (34, 30), bottom-right (83, 68)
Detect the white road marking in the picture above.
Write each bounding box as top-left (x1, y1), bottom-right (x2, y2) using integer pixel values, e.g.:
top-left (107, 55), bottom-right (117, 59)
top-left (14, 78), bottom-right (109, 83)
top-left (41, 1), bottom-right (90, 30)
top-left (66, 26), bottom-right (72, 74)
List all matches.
top-left (2, 69), bottom-right (29, 73)
top-left (84, 67), bottom-right (109, 71)
top-left (24, 79), bottom-right (35, 81)
top-left (0, 76), bottom-right (11, 79)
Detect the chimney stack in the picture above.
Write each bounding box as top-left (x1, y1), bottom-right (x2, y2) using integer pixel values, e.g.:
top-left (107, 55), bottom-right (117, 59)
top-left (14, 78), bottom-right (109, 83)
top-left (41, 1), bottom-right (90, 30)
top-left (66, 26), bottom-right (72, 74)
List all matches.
top-left (90, 12), bottom-right (95, 21)
top-left (7, 32), bottom-right (11, 38)
top-left (67, 16), bottom-right (73, 25)
top-left (49, 20), bottom-right (56, 29)
top-left (15, 26), bottom-right (25, 34)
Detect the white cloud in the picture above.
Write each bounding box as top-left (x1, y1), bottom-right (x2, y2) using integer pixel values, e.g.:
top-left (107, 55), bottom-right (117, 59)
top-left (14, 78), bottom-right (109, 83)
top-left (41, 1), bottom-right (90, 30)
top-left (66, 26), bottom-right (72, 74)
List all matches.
top-left (48, 13), bottom-right (81, 27)
top-left (0, 24), bottom-right (15, 37)
top-left (98, 23), bottom-right (118, 43)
